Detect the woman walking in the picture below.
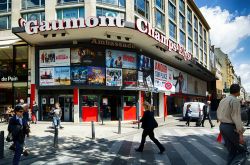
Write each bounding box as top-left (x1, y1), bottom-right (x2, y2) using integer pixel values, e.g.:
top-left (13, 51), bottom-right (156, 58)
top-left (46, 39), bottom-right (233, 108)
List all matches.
top-left (185, 104), bottom-right (192, 126)
top-left (134, 101), bottom-right (165, 154)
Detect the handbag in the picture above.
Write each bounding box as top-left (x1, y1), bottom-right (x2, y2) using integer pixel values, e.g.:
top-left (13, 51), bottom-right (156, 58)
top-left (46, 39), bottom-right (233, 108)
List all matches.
top-left (6, 132), bottom-right (13, 142)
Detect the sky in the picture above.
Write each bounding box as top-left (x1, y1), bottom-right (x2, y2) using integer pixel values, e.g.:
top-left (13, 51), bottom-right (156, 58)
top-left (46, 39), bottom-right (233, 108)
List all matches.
top-left (194, 0), bottom-right (250, 92)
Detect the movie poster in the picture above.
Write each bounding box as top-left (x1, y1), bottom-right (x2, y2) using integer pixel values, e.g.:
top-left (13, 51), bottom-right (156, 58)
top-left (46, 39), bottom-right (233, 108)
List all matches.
top-left (138, 54), bottom-right (153, 71)
top-left (40, 68), bottom-right (54, 86)
top-left (154, 60), bottom-right (168, 92)
top-left (168, 66), bottom-right (188, 94)
top-left (123, 69), bottom-right (137, 87)
top-left (71, 48), bottom-right (104, 66)
top-left (71, 67), bottom-right (87, 84)
top-left (87, 67), bottom-right (105, 85)
top-left (138, 71), bottom-right (153, 89)
top-left (54, 67), bottom-right (71, 85)
top-left (40, 48), bottom-right (70, 67)
top-left (106, 49), bottom-right (137, 69)
top-left (106, 68), bottom-right (122, 86)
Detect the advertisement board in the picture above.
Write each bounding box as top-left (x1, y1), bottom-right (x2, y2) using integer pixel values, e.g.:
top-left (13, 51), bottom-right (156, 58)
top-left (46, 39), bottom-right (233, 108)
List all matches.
top-left (106, 68), bottom-right (122, 86)
top-left (123, 69), bottom-right (137, 87)
top-left (54, 67), bottom-right (71, 85)
top-left (40, 68), bottom-right (54, 86)
top-left (138, 54), bottom-right (153, 71)
top-left (106, 49), bottom-right (137, 69)
top-left (87, 67), bottom-right (105, 85)
top-left (40, 48), bottom-right (70, 67)
top-left (138, 71), bottom-right (153, 89)
top-left (154, 60), bottom-right (168, 92)
top-left (71, 66), bottom-right (87, 85)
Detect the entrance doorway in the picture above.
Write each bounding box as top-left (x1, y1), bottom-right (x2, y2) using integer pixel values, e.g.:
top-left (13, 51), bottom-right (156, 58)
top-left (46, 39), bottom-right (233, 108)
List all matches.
top-left (101, 95), bottom-right (119, 121)
top-left (58, 96), bottom-right (73, 122)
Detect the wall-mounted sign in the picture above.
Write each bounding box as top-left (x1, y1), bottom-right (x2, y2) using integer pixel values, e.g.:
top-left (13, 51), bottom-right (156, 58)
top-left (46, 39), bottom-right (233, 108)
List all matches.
top-left (154, 60), bottom-right (168, 92)
top-left (106, 68), bottom-right (122, 86)
top-left (1, 76), bottom-right (18, 82)
top-left (123, 69), bottom-right (137, 87)
top-left (19, 16), bottom-right (125, 35)
top-left (40, 48), bottom-right (70, 67)
top-left (91, 39), bottom-right (135, 49)
top-left (136, 18), bottom-right (192, 61)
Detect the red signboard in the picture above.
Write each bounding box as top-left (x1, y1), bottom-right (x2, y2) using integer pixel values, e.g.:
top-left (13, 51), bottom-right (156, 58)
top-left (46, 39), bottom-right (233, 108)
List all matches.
top-left (165, 82), bottom-right (172, 90)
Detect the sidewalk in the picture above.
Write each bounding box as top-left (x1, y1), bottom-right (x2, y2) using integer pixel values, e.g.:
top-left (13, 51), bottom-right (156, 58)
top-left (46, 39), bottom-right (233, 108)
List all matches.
top-left (0, 116), bottom-right (172, 164)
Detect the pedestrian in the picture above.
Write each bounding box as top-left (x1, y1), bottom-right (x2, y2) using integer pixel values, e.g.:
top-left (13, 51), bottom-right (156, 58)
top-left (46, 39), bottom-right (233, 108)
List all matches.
top-left (244, 105), bottom-right (250, 126)
top-left (7, 105), bottom-right (30, 165)
top-left (185, 104), bottom-right (192, 126)
top-left (51, 102), bottom-right (63, 129)
top-left (22, 104), bottom-right (30, 125)
top-left (32, 101), bottom-right (38, 124)
top-left (134, 101), bottom-right (165, 154)
top-left (217, 84), bottom-right (247, 165)
top-left (201, 101), bottom-right (215, 128)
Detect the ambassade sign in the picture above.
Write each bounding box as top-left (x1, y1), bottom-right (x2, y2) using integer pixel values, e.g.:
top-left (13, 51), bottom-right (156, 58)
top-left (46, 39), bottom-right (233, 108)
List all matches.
top-left (19, 16), bottom-right (192, 61)
top-left (136, 18), bottom-right (192, 61)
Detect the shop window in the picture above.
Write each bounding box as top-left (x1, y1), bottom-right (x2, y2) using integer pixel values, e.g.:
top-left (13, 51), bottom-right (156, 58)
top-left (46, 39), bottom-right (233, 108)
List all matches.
top-left (97, 0), bottom-right (125, 8)
top-left (169, 20), bottom-right (176, 40)
top-left (155, 9), bottom-right (165, 30)
top-left (179, 30), bottom-right (185, 47)
top-left (124, 96), bottom-right (136, 106)
top-left (134, 0), bottom-right (150, 19)
top-left (57, 7), bottom-right (84, 19)
top-left (0, 0), bottom-right (11, 13)
top-left (0, 15), bottom-right (11, 30)
top-left (82, 95), bottom-right (98, 107)
top-left (57, 0), bottom-right (84, 5)
top-left (96, 8), bottom-right (124, 19)
top-left (22, 0), bottom-right (45, 9)
top-left (0, 46), bottom-right (13, 77)
top-left (168, 2), bottom-right (176, 21)
top-left (22, 12), bottom-right (45, 22)
top-left (155, 0), bottom-right (164, 10)
top-left (179, 13), bottom-right (185, 30)
top-left (15, 46), bottom-right (28, 82)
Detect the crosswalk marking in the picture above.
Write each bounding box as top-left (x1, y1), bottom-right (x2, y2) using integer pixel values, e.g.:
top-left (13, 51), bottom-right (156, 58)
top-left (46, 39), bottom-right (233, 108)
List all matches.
top-left (174, 129), bottom-right (227, 165)
top-left (127, 132), bottom-right (142, 165)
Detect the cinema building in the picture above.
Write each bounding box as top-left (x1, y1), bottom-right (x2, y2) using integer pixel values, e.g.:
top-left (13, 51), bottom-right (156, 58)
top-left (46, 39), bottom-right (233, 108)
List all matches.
top-left (0, 0), bottom-right (216, 122)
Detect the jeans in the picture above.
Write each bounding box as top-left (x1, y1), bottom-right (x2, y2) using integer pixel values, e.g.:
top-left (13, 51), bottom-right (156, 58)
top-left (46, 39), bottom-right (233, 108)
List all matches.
top-left (13, 141), bottom-right (23, 165)
top-left (53, 117), bottom-right (61, 128)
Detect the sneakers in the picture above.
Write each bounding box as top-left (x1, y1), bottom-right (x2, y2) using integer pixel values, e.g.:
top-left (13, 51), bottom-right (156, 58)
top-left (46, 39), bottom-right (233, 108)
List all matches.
top-left (159, 148), bottom-right (165, 154)
top-left (135, 148), bottom-right (143, 152)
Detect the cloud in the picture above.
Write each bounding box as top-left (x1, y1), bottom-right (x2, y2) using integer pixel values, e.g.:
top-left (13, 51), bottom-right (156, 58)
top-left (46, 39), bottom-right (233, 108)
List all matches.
top-left (199, 6), bottom-right (250, 54)
top-left (235, 64), bottom-right (250, 92)
top-left (235, 47), bottom-right (244, 53)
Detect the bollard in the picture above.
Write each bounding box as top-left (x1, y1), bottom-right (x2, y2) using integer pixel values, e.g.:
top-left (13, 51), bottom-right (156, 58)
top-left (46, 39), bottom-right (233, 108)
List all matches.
top-left (137, 117), bottom-right (140, 130)
top-left (118, 118), bottom-right (121, 134)
top-left (91, 121), bottom-right (95, 139)
top-left (101, 110), bottom-right (104, 125)
top-left (0, 131), bottom-right (4, 159)
top-left (54, 127), bottom-right (58, 148)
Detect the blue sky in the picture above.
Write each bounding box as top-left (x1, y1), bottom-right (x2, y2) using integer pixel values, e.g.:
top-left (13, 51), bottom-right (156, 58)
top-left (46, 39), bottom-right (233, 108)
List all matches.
top-left (195, 0), bottom-right (250, 92)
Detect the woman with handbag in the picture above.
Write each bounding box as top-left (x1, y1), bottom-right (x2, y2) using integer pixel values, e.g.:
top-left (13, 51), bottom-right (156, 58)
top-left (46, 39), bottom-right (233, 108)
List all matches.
top-left (134, 101), bottom-right (165, 154)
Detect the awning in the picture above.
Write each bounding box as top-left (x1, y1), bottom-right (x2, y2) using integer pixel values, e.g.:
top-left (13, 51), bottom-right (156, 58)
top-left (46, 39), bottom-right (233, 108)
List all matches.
top-left (0, 39), bottom-right (22, 47)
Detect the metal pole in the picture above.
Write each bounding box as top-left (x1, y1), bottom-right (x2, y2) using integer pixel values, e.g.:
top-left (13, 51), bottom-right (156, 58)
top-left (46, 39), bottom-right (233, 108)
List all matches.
top-left (91, 121), bottom-right (95, 139)
top-left (118, 118), bottom-right (121, 134)
top-left (0, 131), bottom-right (4, 159)
top-left (137, 116), bottom-right (140, 129)
top-left (54, 127), bottom-right (58, 148)
top-left (101, 109), bottom-right (104, 125)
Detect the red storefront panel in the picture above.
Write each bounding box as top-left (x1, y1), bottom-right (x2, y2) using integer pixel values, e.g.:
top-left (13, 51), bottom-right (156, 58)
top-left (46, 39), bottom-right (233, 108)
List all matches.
top-left (82, 106), bottom-right (98, 122)
top-left (124, 106), bottom-right (136, 120)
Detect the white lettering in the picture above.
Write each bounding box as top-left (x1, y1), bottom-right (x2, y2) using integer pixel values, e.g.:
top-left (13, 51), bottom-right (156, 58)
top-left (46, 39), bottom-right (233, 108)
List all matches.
top-left (85, 16), bottom-right (99, 28)
top-left (136, 18), bottom-right (147, 33)
top-left (25, 20), bottom-right (38, 35)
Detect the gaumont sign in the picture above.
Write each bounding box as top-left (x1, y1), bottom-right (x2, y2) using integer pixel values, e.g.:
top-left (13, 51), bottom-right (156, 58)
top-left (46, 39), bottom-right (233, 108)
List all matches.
top-left (136, 18), bottom-right (192, 61)
top-left (18, 16), bottom-right (125, 35)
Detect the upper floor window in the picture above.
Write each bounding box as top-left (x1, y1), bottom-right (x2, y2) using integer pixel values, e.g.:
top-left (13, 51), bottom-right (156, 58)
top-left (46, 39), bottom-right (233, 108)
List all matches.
top-left (203, 29), bottom-right (207, 41)
top-left (204, 53), bottom-right (207, 65)
top-left (188, 38), bottom-right (193, 53)
top-left (187, 23), bottom-right (192, 37)
top-left (187, 7), bottom-right (192, 23)
top-left (169, 20), bottom-right (176, 40)
top-left (155, 9), bottom-right (165, 30)
top-left (57, 7), bottom-right (84, 19)
top-left (194, 44), bottom-right (198, 59)
top-left (168, 2), bottom-right (176, 21)
top-left (0, 0), bottom-right (11, 13)
top-left (199, 36), bottom-right (203, 48)
top-left (179, 13), bottom-right (185, 30)
top-left (169, 0), bottom-right (176, 5)
top-left (97, 8), bottom-right (125, 19)
top-left (200, 49), bottom-right (203, 62)
top-left (96, 0), bottom-right (125, 8)
top-left (179, 0), bottom-right (185, 14)
top-left (199, 23), bottom-right (202, 35)
top-left (194, 31), bottom-right (198, 43)
top-left (22, 12), bottom-right (45, 22)
top-left (194, 16), bottom-right (198, 30)
top-left (0, 15), bottom-right (11, 30)
top-left (155, 0), bottom-right (164, 10)
top-left (179, 30), bottom-right (185, 47)
top-left (204, 41), bottom-right (207, 52)
top-left (22, 0), bottom-right (45, 9)
top-left (134, 0), bottom-right (150, 19)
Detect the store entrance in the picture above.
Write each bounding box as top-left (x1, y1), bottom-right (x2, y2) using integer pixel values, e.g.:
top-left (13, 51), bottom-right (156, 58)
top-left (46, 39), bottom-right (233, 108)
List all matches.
top-left (58, 96), bottom-right (73, 122)
top-left (101, 95), bottom-right (119, 121)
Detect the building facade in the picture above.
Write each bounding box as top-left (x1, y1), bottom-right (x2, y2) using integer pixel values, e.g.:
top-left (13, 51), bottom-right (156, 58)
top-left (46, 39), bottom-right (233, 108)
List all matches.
top-left (0, 0), bottom-right (215, 122)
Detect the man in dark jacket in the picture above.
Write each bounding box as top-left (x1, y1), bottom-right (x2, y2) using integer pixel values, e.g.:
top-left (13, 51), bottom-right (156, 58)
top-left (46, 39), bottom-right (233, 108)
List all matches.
top-left (201, 101), bottom-right (215, 128)
top-left (8, 106), bottom-right (30, 165)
